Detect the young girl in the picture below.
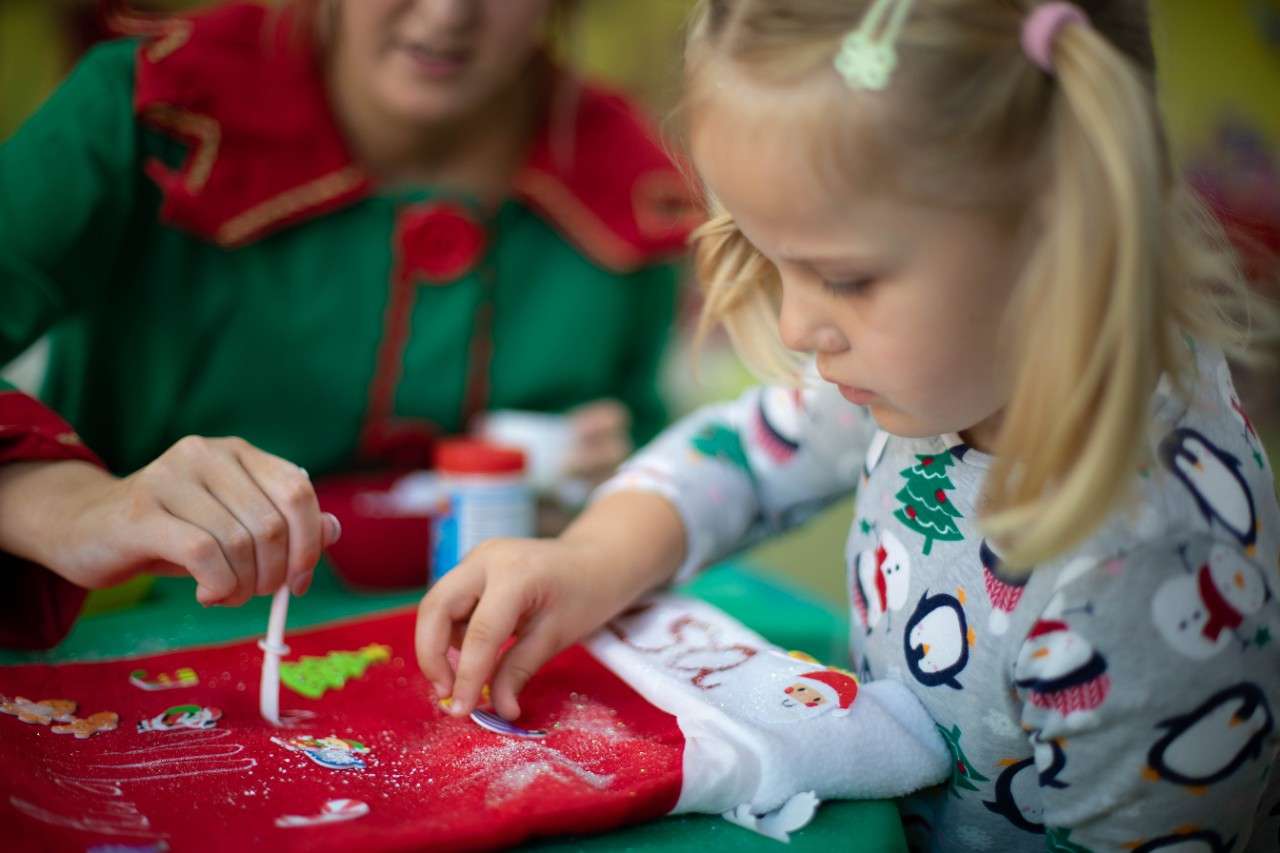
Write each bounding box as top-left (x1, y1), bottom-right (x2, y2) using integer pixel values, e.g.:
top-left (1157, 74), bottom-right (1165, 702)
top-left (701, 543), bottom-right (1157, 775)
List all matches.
top-left (0, 0), bottom-right (694, 648)
top-left (417, 0), bottom-right (1280, 847)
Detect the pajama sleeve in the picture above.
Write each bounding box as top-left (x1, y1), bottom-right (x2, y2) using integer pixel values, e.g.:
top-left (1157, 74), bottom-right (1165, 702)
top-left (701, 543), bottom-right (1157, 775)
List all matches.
top-left (1010, 534), bottom-right (1280, 850)
top-left (0, 382), bottom-right (106, 649)
top-left (596, 371), bottom-right (878, 581)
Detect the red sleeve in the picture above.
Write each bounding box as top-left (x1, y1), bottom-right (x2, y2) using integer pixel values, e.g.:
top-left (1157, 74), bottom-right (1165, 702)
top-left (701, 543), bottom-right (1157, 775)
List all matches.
top-left (0, 390), bottom-right (105, 649)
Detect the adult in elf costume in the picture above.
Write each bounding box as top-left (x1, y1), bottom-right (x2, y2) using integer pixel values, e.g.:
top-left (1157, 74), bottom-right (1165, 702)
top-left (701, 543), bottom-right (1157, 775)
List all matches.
top-left (0, 0), bottom-right (695, 649)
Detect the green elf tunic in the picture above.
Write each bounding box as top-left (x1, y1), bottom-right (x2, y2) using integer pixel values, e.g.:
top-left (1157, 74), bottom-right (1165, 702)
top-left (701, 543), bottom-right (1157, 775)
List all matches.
top-left (0, 3), bottom-right (696, 648)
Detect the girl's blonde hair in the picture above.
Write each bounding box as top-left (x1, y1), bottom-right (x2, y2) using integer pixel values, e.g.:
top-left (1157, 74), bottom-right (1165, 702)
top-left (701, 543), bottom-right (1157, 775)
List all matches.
top-left (687, 0), bottom-right (1264, 570)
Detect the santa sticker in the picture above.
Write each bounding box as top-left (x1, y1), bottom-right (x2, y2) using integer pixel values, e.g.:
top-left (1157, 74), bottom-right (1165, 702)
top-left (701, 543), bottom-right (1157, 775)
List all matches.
top-left (779, 668), bottom-right (859, 720)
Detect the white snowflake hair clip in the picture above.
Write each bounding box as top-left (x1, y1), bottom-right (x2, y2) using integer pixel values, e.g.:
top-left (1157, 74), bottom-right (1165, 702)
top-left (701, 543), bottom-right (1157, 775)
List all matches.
top-left (834, 0), bottom-right (917, 91)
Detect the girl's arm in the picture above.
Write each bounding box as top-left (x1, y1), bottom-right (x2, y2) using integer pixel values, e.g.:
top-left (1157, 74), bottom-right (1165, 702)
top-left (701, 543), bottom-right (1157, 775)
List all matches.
top-left (418, 373), bottom-right (877, 717)
top-left (599, 371), bottom-right (877, 584)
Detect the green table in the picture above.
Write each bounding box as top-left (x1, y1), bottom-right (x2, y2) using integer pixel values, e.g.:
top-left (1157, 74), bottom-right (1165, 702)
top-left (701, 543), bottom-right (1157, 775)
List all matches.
top-left (0, 560), bottom-right (906, 852)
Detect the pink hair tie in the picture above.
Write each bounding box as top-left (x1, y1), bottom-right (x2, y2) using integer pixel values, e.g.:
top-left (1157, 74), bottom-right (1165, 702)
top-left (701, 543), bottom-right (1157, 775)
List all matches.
top-left (1022, 2), bottom-right (1089, 73)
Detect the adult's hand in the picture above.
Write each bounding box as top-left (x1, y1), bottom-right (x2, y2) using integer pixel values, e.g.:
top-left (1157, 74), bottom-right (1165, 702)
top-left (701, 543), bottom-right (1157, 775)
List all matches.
top-left (0, 436), bottom-right (341, 606)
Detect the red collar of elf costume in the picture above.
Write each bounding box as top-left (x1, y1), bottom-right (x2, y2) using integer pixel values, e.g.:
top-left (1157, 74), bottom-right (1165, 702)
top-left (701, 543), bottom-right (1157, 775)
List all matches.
top-left (129, 2), bottom-right (700, 272)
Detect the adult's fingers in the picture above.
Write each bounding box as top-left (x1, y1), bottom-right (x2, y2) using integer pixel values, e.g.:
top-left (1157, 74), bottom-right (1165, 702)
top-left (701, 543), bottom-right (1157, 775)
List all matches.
top-left (201, 455), bottom-right (291, 597)
top-left (159, 485), bottom-right (259, 605)
top-left (143, 510), bottom-right (239, 605)
top-left (234, 442), bottom-right (326, 594)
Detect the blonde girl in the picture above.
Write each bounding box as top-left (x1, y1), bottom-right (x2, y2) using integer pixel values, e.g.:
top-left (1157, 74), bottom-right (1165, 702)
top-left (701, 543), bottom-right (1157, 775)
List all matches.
top-left (417, 1), bottom-right (1280, 847)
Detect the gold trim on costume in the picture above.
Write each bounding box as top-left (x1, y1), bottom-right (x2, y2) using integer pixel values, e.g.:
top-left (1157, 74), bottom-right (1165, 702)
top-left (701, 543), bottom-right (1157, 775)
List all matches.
top-left (140, 104), bottom-right (221, 194)
top-left (112, 14), bottom-right (194, 63)
top-left (216, 167), bottom-right (367, 247)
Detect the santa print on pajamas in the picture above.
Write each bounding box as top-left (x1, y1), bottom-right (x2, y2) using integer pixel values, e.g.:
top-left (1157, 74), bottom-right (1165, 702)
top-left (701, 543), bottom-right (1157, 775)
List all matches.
top-left (601, 344), bottom-right (1280, 851)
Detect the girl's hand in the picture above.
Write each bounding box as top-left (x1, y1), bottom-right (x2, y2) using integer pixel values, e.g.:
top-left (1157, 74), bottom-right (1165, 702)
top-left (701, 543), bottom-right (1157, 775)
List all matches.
top-left (0, 436), bottom-right (341, 606)
top-left (415, 537), bottom-right (629, 721)
top-left (416, 491), bottom-right (688, 721)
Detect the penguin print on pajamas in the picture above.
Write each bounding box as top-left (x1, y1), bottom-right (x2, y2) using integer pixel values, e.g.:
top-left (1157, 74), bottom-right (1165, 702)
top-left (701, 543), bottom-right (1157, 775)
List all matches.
top-left (1152, 543), bottom-right (1269, 659)
top-left (904, 589), bottom-right (975, 689)
top-left (1030, 730), bottom-right (1069, 790)
top-left (1161, 428), bottom-right (1258, 553)
top-left (750, 386), bottom-right (806, 466)
top-left (1014, 619), bottom-right (1110, 730)
top-left (983, 757), bottom-right (1044, 834)
top-left (1146, 682), bottom-right (1274, 789)
top-left (1128, 828), bottom-right (1237, 853)
top-left (851, 529), bottom-right (911, 634)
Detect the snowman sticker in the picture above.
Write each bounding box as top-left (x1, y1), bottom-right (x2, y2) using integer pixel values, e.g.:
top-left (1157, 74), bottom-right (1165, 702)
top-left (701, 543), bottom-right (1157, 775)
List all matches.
top-left (1152, 543), bottom-right (1269, 659)
top-left (851, 529), bottom-right (912, 634)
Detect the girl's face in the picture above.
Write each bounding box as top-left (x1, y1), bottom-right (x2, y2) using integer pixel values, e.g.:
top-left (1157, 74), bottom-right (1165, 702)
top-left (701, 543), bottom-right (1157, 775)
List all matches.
top-left (692, 104), bottom-right (1027, 451)
top-left (332, 0), bottom-right (554, 125)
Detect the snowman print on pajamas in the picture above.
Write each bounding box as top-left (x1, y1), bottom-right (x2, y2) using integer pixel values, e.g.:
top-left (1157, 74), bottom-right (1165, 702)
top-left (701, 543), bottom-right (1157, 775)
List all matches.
top-left (1152, 543), bottom-right (1269, 659)
top-left (851, 529), bottom-right (911, 634)
top-left (1013, 618), bottom-right (1110, 730)
top-left (981, 540), bottom-right (1027, 636)
top-left (750, 386), bottom-right (807, 466)
top-left (1161, 428), bottom-right (1258, 553)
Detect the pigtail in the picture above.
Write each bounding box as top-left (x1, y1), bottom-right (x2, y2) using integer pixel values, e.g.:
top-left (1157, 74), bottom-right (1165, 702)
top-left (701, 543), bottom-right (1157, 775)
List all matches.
top-left (981, 21), bottom-right (1180, 568)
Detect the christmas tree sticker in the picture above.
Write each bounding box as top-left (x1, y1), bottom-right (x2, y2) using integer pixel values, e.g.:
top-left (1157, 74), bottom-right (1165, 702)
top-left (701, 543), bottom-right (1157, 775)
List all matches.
top-left (281, 644), bottom-right (391, 700)
top-left (691, 422), bottom-right (753, 479)
top-left (894, 450), bottom-right (964, 554)
top-left (937, 723), bottom-right (988, 797)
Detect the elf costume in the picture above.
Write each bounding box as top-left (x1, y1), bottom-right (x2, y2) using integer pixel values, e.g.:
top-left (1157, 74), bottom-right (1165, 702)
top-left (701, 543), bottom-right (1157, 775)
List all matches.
top-left (0, 3), bottom-right (696, 647)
